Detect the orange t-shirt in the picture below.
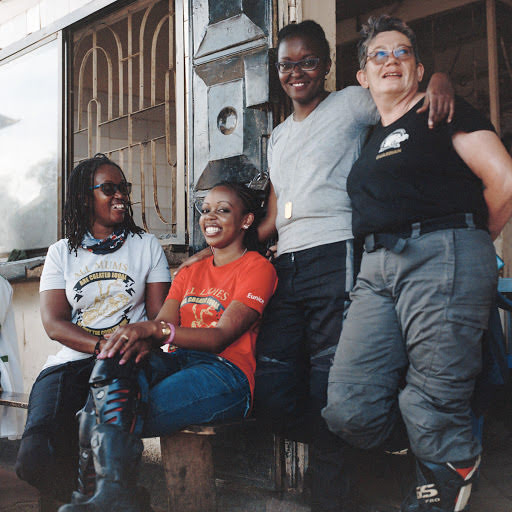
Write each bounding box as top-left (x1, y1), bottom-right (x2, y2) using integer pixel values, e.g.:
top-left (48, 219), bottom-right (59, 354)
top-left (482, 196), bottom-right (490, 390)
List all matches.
top-left (166, 251), bottom-right (277, 396)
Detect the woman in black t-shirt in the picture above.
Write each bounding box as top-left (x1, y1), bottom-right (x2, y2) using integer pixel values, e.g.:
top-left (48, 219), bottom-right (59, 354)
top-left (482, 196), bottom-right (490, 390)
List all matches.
top-left (322, 15), bottom-right (512, 512)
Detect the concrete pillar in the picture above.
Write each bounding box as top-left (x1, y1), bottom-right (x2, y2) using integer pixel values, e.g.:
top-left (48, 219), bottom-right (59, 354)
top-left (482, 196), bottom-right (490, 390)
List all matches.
top-left (302, 0), bottom-right (336, 91)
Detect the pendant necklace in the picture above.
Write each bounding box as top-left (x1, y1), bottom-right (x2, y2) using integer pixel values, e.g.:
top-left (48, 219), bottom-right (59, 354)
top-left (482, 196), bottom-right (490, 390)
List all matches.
top-left (279, 105), bottom-right (319, 220)
top-left (279, 91), bottom-right (329, 219)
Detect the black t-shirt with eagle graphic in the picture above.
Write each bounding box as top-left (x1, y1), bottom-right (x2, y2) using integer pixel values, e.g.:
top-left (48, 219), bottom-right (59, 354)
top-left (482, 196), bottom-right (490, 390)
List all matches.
top-left (347, 96), bottom-right (495, 239)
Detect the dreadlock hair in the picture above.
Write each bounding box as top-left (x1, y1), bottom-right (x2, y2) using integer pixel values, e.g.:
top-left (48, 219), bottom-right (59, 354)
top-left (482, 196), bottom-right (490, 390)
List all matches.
top-left (277, 20), bottom-right (331, 61)
top-left (210, 181), bottom-right (264, 253)
top-left (64, 153), bottom-right (144, 254)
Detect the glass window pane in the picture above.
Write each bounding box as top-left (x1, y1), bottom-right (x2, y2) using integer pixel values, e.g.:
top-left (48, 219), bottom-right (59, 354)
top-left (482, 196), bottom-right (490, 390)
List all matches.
top-left (0, 39), bottom-right (59, 255)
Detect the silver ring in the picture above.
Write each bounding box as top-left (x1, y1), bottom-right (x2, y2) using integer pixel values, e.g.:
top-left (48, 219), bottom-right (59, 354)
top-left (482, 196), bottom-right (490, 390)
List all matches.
top-left (120, 334), bottom-right (129, 342)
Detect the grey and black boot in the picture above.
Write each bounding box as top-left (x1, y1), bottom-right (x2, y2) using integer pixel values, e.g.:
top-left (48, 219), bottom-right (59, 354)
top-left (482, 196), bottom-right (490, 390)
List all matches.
top-left (69, 396), bottom-right (97, 505)
top-left (401, 456), bottom-right (480, 512)
top-left (58, 424), bottom-right (144, 512)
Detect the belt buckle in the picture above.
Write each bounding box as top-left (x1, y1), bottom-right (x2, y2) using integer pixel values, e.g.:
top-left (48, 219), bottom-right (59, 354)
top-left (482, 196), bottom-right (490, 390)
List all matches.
top-left (365, 234), bottom-right (376, 253)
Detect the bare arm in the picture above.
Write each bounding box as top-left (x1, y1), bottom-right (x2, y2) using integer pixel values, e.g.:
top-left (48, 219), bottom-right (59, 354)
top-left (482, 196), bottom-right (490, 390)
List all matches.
top-left (257, 181), bottom-right (277, 243)
top-left (145, 281), bottom-right (170, 320)
top-left (40, 289), bottom-right (101, 354)
top-left (42, 280), bottom-right (171, 356)
top-left (452, 130), bottom-right (512, 239)
top-left (101, 298), bottom-right (259, 364)
top-left (159, 299), bottom-right (259, 353)
top-left (417, 72), bottom-right (455, 128)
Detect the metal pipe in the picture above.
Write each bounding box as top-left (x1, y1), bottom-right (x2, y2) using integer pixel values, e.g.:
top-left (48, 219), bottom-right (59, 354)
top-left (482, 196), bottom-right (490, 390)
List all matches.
top-left (486, 0), bottom-right (501, 134)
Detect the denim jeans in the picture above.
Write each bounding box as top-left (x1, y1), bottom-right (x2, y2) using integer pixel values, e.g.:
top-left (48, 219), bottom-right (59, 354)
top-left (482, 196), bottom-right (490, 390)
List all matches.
top-left (15, 357), bottom-right (95, 501)
top-left (16, 349), bottom-right (250, 500)
top-left (141, 349), bottom-right (251, 437)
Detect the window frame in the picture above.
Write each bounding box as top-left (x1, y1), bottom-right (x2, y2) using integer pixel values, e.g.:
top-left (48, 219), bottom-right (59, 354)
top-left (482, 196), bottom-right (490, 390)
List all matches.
top-left (0, 0), bottom-right (188, 263)
top-left (0, 32), bottom-right (65, 258)
top-left (67, 0), bottom-right (188, 246)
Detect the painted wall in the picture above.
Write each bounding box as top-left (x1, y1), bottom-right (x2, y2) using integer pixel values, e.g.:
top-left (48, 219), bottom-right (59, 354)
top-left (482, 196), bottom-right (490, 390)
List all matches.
top-left (302, 0), bottom-right (336, 91)
top-left (0, 0), bottom-right (98, 49)
top-left (10, 280), bottom-right (59, 391)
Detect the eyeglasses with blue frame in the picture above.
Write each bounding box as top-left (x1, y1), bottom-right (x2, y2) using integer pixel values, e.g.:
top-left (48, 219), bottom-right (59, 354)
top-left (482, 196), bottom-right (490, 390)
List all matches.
top-left (365, 46), bottom-right (414, 67)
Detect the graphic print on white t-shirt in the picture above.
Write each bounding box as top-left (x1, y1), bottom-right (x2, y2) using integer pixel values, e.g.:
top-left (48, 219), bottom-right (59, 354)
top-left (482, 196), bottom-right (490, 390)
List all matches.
top-left (40, 233), bottom-right (171, 369)
top-left (73, 268), bottom-right (136, 335)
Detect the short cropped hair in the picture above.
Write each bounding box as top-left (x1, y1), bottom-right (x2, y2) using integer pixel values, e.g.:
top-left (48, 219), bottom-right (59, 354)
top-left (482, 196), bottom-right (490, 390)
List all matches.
top-left (358, 15), bottom-right (420, 69)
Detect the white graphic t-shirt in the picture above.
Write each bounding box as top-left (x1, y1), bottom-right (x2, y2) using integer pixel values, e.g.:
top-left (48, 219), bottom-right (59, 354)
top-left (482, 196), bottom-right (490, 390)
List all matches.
top-left (40, 233), bottom-right (171, 369)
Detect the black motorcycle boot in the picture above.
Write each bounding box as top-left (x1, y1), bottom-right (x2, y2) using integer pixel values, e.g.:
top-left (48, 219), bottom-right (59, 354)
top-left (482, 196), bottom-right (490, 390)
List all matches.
top-left (58, 424), bottom-right (144, 512)
top-left (401, 456), bottom-right (480, 512)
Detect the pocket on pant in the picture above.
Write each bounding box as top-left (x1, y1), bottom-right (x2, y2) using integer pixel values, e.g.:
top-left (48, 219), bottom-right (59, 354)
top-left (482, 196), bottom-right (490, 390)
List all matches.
top-left (425, 304), bottom-right (489, 384)
top-left (451, 230), bottom-right (498, 304)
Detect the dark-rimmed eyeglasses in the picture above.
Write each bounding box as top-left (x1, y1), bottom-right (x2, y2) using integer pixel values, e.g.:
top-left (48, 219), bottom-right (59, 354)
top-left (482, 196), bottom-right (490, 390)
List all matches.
top-left (276, 57), bottom-right (321, 74)
top-left (366, 46), bottom-right (414, 66)
top-left (91, 182), bottom-right (132, 196)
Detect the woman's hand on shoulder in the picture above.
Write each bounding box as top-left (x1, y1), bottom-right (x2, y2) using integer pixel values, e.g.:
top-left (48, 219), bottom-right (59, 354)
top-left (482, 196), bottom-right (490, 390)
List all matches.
top-left (98, 321), bottom-right (159, 364)
top-left (173, 247), bottom-right (211, 278)
top-left (418, 72), bottom-right (455, 129)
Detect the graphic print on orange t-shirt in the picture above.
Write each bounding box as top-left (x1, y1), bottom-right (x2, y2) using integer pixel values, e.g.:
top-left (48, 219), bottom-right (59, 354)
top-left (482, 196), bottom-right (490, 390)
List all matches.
top-left (168, 254), bottom-right (278, 396)
top-left (180, 287), bottom-right (228, 327)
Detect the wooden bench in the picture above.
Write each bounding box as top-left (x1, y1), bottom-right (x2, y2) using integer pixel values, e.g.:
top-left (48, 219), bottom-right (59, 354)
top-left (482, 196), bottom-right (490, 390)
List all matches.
top-left (0, 391), bottom-right (29, 409)
top-left (0, 392), bottom-right (289, 512)
top-left (160, 419), bottom-right (287, 512)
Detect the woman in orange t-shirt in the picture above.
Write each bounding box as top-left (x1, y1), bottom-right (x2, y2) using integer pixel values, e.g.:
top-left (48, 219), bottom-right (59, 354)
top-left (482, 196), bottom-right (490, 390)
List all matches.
top-left (58, 182), bottom-right (277, 512)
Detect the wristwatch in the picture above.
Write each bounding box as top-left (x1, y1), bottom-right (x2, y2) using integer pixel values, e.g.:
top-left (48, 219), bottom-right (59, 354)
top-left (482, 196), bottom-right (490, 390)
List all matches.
top-left (159, 320), bottom-right (176, 350)
top-left (160, 320), bottom-right (171, 340)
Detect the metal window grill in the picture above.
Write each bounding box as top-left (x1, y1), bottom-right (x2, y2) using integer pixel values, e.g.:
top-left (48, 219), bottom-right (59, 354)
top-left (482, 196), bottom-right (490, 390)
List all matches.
top-left (72, 0), bottom-right (185, 242)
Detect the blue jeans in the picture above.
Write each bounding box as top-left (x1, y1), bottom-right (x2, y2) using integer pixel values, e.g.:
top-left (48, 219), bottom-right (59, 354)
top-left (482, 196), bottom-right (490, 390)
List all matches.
top-left (16, 350), bottom-right (249, 501)
top-left (141, 349), bottom-right (251, 437)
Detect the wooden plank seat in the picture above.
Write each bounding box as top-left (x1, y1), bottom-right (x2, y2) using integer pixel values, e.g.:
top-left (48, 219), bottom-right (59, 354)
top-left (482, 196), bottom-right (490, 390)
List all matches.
top-left (160, 418), bottom-right (259, 512)
top-left (0, 393), bottom-right (265, 512)
top-left (0, 391), bottom-right (29, 409)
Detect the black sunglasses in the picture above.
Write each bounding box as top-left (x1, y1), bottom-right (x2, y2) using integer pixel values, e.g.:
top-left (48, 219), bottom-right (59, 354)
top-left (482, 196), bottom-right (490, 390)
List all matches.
top-left (91, 182), bottom-right (132, 196)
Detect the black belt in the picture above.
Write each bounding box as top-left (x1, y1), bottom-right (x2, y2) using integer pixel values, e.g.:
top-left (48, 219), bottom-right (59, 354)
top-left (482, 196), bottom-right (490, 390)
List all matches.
top-left (364, 213), bottom-right (487, 254)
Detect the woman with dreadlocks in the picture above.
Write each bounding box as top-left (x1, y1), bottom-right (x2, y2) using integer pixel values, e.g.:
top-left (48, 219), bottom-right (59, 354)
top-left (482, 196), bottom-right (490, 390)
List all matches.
top-left (51, 180), bottom-right (276, 512)
top-left (15, 153), bottom-right (171, 506)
